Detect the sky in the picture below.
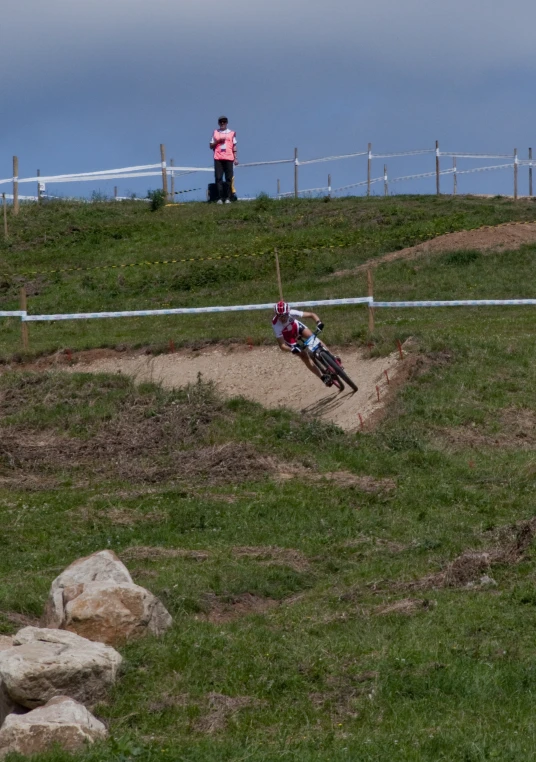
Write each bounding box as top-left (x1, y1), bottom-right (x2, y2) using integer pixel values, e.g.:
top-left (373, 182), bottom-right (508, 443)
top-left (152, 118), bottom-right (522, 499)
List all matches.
top-left (2, 0), bottom-right (536, 200)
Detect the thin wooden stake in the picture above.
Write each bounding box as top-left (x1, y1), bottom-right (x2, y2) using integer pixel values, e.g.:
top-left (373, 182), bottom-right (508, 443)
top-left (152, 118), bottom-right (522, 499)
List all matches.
top-left (170, 159), bottom-right (175, 203)
top-left (20, 287), bottom-right (29, 351)
top-left (294, 148), bottom-right (299, 198)
top-left (514, 148), bottom-right (518, 201)
top-left (435, 141), bottom-right (440, 195)
top-left (396, 339), bottom-right (404, 360)
top-left (367, 143), bottom-right (372, 197)
top-left (13, 156), bottom-right (19, 216)
top-left (277, 178), bottom-right (281, 198)
top-left (2, 194), bottom-right (7, 240)
top-left (37, 169), bottom-right (42, 204)
top-left (376, 385), bottom-right (380, 402)
top-left (358, 413), bottom-right (364, 429)
top-left (453, 158), bottom-right (457, 196)
top-left (275, 249), bottom-right (284, 300)
top-left (160, 143), bottom-right (169, 201)
top-left (114, 186), bottom-right (118, 199)
top-left (384, 164), bottom-right (388, 197)
top-left (384, 369), bottom-right (390, 384)
top-left (367, 269), bottom-right (374, 334)
top-left (529, 148), bottom-right (533, 198)
top-left (328, 173), bottom-right (331, 199)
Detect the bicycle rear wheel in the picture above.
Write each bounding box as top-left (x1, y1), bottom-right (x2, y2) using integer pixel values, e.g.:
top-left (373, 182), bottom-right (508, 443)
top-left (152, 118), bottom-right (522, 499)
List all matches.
top-left (319, 351), bottom-right (358, 392)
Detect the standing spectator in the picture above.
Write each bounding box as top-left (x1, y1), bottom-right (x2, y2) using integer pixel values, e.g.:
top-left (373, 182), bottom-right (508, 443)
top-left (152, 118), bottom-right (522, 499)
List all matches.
top-left (210, 116), bottom-right (238, 204)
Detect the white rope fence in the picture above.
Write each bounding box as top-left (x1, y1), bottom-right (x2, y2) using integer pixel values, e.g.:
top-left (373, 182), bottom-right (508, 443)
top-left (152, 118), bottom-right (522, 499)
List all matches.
top-left (2, 142), bottom-right (534, 204)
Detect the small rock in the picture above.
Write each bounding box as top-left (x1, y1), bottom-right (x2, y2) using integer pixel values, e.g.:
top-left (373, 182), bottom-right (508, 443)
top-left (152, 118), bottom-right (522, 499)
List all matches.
top-left (0, 696), bottom-right (106, 758)
top-left (0, 627), bottom-right (122, 709)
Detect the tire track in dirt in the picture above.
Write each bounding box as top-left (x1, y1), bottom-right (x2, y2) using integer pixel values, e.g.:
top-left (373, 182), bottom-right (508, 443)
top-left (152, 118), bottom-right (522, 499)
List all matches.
top-left (71, 346), bottom-right (402, 432)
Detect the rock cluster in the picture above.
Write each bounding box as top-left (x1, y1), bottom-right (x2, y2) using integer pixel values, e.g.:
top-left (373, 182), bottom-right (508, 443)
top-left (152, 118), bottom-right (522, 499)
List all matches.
top-left (0, 550), bottom-right (172, 758)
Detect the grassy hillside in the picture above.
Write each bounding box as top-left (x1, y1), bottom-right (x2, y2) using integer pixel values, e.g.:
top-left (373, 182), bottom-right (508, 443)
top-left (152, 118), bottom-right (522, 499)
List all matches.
top-left (0, 196), bottom-right (536, 760)
top-left (0, 194), bottom-right (535, 357)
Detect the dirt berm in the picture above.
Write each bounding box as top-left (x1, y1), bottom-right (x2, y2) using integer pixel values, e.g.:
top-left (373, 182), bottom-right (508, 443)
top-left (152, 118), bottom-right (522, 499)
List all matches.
top-left (72, 346), bottom-right (401, 432)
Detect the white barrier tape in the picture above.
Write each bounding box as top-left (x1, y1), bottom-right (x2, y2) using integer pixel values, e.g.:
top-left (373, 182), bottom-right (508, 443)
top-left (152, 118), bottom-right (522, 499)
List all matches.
top-left (0, 311), bottom-right (25, 317)
top-left (454, 164), bottom-right (513, 176)
top-left (440, 153), bottom-right (514, 159)
top-left (238, 159), bottom-right (294, 167)
top-left (2, 194), bottom-right (39, 201)
top-left (279, 185), bottom-right (330, 197)
top-left (22, 296), bottom-right (373, 322)
top-left (373, 299), bottom-right (536, 308)
top-left (299, 151), bottom-right (368, 166)
top-left (0, 165), bottom-right (212, 186)
top-left (332, 177), bottom-right (384, 193)
top-left (372, 149), bottom-right (435, 158)
top-left (387, 170), bottom-right (437, 184)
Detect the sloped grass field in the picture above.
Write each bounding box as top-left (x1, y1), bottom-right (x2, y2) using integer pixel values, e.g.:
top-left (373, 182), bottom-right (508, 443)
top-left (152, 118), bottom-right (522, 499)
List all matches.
top-left (0, 196), bottom-right (535, 760)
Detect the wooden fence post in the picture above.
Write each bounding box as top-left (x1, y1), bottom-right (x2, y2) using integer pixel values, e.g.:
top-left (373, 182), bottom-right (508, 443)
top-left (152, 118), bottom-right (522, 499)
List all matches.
top-left (170, 159), bottom-right (175, 203)
top-left (294, 148), bottom-right (299, 198)
top-left (274, 249), bottom-right (283, 300)
top-left (20, 287), bottom-right (29, 351)
top-left (453, 158), bottom-right (457, 195)
top-left (367, 269), bottom-right (374, 334)
top-left (514, 148), bottom-right (518, 201)
top-left (328, 173), bottom-right (331, 199)
top-left (529, 148), bottom-right (533, 198)
top-left (114, 185), bottom-right (118, 200)
top-left (435, 141), bottom-right (440, 195)
top-left (2, 193), bottom-right (7, 240)
top-left (384, 164), bottom-right (388, 197)
top-left (160, 144), bottom-right (169, 201)
top-left (367, 143), bottom-right (372, 197)
top-left (13, 156), bottom-right (19, 216)
top-left (277, 178), bottom-right (280, 199)
top-left (37, 169), bottom-right (42, 204)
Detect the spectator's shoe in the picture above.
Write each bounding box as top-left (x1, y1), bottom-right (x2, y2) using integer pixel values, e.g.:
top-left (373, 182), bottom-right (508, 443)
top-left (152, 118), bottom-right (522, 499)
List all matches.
top-left (216, 199), bottom-right (223, 204)
top-left (321, 374), bottom-right (333, 387)
top-left (224, 199), bottom-right (231, 204)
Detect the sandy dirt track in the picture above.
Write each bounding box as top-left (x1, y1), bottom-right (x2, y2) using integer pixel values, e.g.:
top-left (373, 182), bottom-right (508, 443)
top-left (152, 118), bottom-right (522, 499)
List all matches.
top-left (74, 346), bottom-right (401, 432)
top-left (333, 221), bottom-right (536, 277)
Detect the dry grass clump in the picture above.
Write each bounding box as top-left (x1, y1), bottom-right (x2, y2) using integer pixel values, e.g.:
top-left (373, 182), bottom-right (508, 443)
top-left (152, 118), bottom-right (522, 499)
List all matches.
top-left (407, 517), bottom-right (536, 590)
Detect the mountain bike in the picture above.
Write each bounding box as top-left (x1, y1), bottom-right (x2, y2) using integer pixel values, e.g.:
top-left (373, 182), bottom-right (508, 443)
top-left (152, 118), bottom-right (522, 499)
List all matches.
top-left (296, 327), bottom-right (358, 392)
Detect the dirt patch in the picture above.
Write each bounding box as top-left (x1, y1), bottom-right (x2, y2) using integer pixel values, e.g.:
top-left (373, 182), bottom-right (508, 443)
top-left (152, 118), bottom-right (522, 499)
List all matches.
top-left (332, 221), bottom-right (536, 276)
top-left (147, 694), bottom-right (190, 713)
top-left (193, 693), bottom-right (266, 734)
top-left (439, 407), bottom-right (536, 450)
top-left (0, 611), bottom-right (40, 628)
top-left (68, 345), bottom-right (403, 432)
top-left (120, 546), bottom-right (210, 562)
top-left (375, 598), bottom-right (435, 616)
top-left (103, 508), bottom-right (168, 526)
top-left (232, 546), bottom-right (310, 572)
top-left (196, 592), bottom-right (280, 623)
top-left (407, 517), bottom-right (536, 590)
top-left (277, 469), bottom-right (396, 492)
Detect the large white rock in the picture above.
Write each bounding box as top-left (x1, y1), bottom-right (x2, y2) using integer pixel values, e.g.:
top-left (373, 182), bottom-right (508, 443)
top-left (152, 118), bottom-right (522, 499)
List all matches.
top-left (42, 550), bottom-right (133, 629)
top-left (0, 638), bottom-right (26, 726)
top-left (0, 696), bottom-right (106, 758)
top-left (0, 627), bottom-right (122, 709)
top-left (60, 580), bottom-right (172, 646)
top-left (42, 550), bottom-right (172, 646)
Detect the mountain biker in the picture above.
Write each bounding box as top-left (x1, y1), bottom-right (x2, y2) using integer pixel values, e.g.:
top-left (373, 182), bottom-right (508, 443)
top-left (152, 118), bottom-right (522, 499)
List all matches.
top-left (272, 301), bottom-right (334, 386)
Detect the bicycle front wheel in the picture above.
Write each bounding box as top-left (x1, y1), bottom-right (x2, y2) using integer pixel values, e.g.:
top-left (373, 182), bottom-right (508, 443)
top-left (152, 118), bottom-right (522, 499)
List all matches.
top-left (319, 351), bottom-right (358, 392)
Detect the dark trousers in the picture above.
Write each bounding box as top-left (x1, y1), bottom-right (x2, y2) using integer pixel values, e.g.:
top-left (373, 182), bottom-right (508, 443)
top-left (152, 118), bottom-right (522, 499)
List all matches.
top-left (214, 160), bottom-right (234, 200)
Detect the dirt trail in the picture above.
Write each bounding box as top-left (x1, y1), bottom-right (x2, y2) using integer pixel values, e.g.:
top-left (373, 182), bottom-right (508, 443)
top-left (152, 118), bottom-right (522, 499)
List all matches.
top-left (332, 221), bottom-right (536, 277)
top-left (72, 346), bottom-right (401, 432)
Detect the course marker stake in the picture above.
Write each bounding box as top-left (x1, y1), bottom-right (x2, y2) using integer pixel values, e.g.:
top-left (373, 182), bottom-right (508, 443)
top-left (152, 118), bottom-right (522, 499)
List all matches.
top-left (358, 413), bottom-right (364, 428)
top-left (169, 339), bottom-right (175, 353)
top-left (384, 370), bottom-right (390, 384)
top-left (376, 385), bottom-right (380, 402)
top-left (397, 339), bottom-right (404, 359)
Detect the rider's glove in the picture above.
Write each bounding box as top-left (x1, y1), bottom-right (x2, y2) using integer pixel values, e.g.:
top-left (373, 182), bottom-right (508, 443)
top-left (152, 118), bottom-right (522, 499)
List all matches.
top-left (316, 321), bottom-right (324, 331)
top-left (291, 345), bottom-right (301, 355)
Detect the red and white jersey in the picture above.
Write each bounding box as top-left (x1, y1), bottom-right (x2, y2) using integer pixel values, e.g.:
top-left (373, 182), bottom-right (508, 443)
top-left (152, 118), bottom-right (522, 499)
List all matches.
top-left (272, 310), bottom-right (305, 345)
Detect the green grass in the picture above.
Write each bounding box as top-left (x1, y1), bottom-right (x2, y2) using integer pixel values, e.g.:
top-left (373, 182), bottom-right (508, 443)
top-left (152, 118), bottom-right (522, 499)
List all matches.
top-left (0, 194), bottom-right (535, 358)
top-left (0, 195), bottom-right (536, 760)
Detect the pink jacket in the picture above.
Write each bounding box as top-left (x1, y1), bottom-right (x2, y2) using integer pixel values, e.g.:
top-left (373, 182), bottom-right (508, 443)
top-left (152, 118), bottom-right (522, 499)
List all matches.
top-left (212, 129), bottom-right (236, 161)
